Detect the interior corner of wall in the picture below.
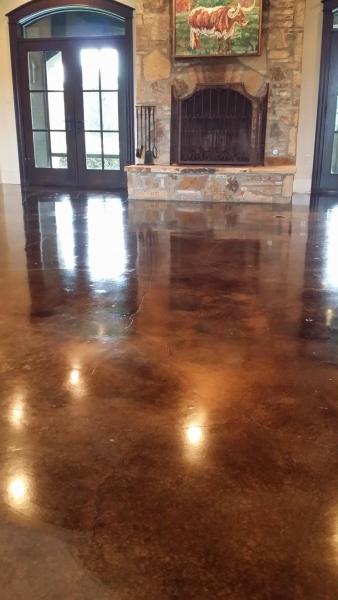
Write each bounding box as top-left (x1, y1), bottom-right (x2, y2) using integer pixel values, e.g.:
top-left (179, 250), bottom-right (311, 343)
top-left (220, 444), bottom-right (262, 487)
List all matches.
top-left (293, 177), bottom-right (312, 195)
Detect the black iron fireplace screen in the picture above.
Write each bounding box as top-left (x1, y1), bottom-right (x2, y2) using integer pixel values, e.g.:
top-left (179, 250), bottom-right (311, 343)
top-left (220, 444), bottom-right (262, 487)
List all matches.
top-left (170, 84), bottom-right (268, 166)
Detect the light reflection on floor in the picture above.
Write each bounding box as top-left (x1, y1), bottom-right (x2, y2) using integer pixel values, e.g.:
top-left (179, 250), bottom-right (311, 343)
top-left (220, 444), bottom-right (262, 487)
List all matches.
top-left (325, 205), bottom-right (338, 289)
top-left (87, 197), bottom-right (127, 282)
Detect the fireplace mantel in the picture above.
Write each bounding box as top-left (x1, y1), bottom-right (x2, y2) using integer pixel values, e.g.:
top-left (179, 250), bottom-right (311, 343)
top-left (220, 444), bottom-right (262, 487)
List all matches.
top-left (126, 165), bottom-right (296, 175)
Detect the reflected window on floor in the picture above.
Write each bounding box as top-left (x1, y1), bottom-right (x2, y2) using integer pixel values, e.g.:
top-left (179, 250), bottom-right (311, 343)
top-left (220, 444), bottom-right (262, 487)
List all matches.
top-left (55, 199), bottom-right (75, 271)
top-left (325, 205), bottom-right (338, 288)
top-left (87, 198), bottom-right (126, 281)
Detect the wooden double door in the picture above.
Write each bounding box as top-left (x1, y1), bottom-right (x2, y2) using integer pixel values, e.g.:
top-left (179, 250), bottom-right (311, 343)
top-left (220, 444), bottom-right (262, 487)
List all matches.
top-left (19, 37), bottom-right (129, 189)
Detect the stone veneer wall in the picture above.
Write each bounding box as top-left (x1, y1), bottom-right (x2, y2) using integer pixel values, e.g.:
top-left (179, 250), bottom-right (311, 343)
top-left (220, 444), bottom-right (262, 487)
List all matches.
top-left (136, 0), bottom-right (306, 165)
top-left (125, 165), bottom-right (296, 203)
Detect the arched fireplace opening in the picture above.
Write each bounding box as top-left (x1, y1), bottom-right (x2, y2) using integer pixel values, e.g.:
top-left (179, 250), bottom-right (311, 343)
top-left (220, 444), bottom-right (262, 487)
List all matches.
top-left (170, 84), bottom-right (268, 166)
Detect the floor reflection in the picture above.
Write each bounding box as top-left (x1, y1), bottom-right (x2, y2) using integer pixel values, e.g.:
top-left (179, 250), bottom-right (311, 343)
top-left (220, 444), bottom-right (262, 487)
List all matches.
top-left (23, 193), bottom-right (138, 331)
top-left (55, 198), bottom-right (75, 272)
top-left (8, 390), bottom-right (25, 429)
top-left (87, 197), bottom-right (127, 282)
top-left (325, 205), bottom-right (338, 289)
top-left (300, 198), bottom-right (338, 358)
top-left (7, 474), bottom-right (30, 508)
top-left (2, 190), bottom-right (338, 597)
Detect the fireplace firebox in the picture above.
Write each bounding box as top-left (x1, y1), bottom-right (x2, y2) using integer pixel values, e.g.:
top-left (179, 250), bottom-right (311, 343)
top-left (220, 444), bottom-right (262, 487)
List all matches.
top-left (170, 84), bottom-right (268, 166)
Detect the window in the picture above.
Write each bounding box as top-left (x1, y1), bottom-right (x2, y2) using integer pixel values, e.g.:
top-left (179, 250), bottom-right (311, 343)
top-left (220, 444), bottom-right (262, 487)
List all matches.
top-left (333, 10), bottom-right (338, 29)
top-left (29, 50), bottom-right (68, 169)
top-left (23, 9), bottom-right (125, 38)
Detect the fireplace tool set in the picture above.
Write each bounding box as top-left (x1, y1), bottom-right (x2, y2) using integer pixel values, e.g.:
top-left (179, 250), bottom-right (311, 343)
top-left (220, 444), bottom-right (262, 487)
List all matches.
top-left (136, 105), bottom-right (158, 164)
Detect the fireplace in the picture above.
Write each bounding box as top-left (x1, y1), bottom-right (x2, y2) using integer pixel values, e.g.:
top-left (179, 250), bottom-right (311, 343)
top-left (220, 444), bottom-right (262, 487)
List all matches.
top-left (170, 84), bottom-right (268, 166)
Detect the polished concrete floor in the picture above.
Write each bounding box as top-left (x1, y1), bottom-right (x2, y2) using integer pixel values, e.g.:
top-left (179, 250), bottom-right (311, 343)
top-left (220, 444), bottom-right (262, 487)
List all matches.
top-left (0, 186), bottom-right (338, 599)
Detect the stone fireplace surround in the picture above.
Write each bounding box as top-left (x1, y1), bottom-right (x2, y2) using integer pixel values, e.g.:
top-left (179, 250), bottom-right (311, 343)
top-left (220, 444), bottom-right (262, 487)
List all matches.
top-left (126, 0), bottom-right (306, 204)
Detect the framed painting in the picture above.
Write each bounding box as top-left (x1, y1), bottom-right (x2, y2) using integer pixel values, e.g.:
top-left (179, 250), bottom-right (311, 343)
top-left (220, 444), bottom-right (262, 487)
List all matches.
top-left (173, 0), bottom-right (262, 58)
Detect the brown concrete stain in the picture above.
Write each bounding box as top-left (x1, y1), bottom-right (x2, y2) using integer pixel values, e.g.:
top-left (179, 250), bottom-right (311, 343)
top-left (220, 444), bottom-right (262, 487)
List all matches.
top-left (0, 186), bottom-right (338, 598)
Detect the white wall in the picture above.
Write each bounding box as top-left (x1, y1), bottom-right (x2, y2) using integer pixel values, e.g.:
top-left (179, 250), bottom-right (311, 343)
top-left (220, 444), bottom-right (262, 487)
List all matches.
top-left (0, 0), bottom-right (135, 185)
top-left (294, 0), bottom-right (323, 194)
top-left (0, 1), bottom-right (23, 184)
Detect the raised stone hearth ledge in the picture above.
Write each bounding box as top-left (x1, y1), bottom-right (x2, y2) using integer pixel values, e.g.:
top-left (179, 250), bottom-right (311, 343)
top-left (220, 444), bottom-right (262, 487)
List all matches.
top-left (125, 164), bottom-right (296, 204)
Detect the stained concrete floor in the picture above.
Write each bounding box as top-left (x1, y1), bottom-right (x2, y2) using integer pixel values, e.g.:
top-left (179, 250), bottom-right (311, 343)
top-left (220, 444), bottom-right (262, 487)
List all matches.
top-left (0, 186), bottom-right (338, 599)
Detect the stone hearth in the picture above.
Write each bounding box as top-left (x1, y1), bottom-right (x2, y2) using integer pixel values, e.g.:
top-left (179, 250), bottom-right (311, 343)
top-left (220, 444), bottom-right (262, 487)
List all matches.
top-left (125, 164), bottom-right (296, 203)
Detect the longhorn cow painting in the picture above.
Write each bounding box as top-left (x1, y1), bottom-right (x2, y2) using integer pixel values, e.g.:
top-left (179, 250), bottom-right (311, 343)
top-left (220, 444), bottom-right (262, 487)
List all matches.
top-left (173, 0), bottom-right (262, 58)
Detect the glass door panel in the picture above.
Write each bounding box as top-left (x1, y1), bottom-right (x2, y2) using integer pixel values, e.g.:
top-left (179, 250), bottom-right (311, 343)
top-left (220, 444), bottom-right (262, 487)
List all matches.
top-left (28, 50), bottom-right (68, 169)
top-left (19, 37), bottom-right (130, 189)
top-left (331, 97), bottom-right (338, 174)
top-left (80, 48), bottom-right (120, 173)
top-left (317, 33), bottom-right (338, 191)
